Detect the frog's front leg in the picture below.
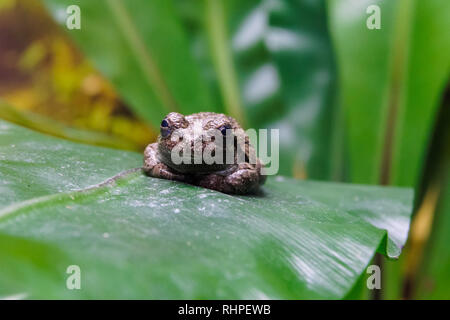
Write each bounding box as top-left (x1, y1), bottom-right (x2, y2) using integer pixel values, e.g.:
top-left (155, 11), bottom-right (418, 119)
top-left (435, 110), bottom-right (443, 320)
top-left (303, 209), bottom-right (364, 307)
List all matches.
top-left (143, 143), bottom-right (188, 182)
top-left (196, 162), bottom-right (264, 194)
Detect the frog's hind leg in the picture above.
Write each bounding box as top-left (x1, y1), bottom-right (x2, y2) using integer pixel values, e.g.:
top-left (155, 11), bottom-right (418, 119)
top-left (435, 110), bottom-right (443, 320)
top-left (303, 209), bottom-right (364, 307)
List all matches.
top-left (195, 163), bottom-right (263, 194)
top-left (143, 143), bottom-right (187, 182)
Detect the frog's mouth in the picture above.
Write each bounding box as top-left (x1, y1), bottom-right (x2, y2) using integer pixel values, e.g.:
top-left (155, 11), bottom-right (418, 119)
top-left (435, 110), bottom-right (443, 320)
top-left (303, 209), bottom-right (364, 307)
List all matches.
top-left (158, 147), bottom-right (234, 174)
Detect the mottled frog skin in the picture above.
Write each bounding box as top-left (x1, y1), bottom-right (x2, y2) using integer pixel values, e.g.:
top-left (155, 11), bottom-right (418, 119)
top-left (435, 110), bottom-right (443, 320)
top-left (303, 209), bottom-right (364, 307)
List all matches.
top-left (143, 112), bottom-right (265, 194)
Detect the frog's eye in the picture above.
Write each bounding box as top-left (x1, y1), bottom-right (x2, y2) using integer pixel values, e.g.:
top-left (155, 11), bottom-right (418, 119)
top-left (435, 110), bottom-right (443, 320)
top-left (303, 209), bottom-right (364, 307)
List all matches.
top-left (219, 124), bottom-right (232, 136)
top-left (160, 119), bottom-right (171, 137)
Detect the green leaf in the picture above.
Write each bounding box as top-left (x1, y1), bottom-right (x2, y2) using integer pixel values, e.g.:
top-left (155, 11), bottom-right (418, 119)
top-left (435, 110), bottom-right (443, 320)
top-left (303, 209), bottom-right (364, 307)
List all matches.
top-left (204, 0), bottom-right (246, 124)
top-left (0, 120), bottom-right (413, 299)
top-left (328, 0), bottom-right (399, 184)
top-left (328, 0), bottom-right (450, 186)
top-left (176, 0), bottom-right (338, 178)
top-left (42, 0), bottom-right (338, 179)
top-left (42, 0), bottom-right (214, 128)
top-left (227, 0), bottom-right (338, 179)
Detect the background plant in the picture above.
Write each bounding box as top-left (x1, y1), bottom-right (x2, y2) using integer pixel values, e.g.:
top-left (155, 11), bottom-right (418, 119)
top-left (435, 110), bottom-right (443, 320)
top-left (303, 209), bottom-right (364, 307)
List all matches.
top-left (0, 0), bottom-right (448, 299)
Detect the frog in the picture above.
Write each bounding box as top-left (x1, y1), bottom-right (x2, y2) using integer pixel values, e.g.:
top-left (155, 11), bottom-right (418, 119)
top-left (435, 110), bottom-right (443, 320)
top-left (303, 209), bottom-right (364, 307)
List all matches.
top-left (143, 112), bottom-right (266, 194)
